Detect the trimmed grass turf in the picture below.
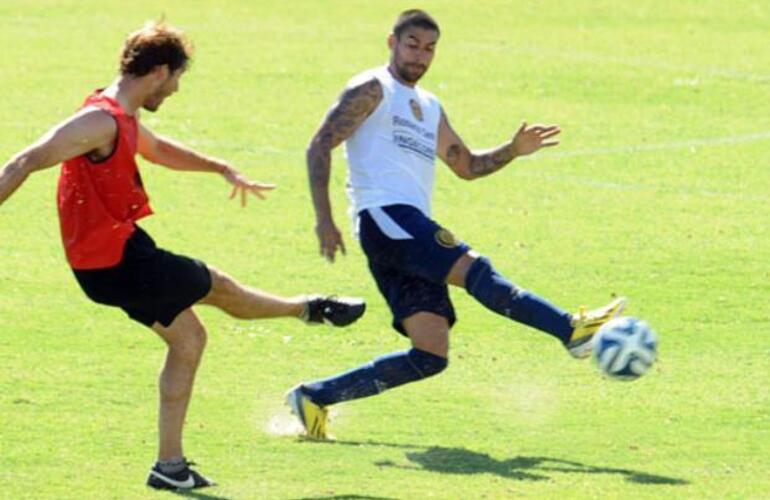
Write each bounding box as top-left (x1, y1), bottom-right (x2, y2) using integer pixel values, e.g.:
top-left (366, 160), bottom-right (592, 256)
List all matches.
top-left (1, 1), bottom-right (768, 498)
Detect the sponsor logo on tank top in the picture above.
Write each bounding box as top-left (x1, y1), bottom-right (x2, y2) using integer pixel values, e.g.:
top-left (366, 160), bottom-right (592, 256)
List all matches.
top-left (392, 115), bottom-right (435, 161)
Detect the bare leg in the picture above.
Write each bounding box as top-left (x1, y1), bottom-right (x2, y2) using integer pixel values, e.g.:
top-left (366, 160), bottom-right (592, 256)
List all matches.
top-left (445, 250), bottom-right (479, 288)
top-left (198, 266), bottom-right (305, 319)
top-left (152, 309), bottom-right (207, 461)
top-left (403, 311), bottom-right (450, 358)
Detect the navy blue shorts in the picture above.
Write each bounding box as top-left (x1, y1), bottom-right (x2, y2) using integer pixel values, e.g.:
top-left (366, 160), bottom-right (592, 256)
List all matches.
top-left (358, 204), bottom-right (470, 335)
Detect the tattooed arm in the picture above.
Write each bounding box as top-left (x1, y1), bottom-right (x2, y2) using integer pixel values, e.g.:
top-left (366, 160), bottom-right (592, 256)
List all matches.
top-left (437, 108), bottom-right (561, 180)
top-left (307, 77), bottom-right (384, 262)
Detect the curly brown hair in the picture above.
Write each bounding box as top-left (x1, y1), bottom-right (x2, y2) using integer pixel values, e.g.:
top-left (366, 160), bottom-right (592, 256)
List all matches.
top-left (120, 21), bottom-right (193, 77)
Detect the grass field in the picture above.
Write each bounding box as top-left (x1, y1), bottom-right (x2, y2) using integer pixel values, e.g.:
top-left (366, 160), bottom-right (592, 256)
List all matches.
top-left (1, 1), bottom-right (769, 498)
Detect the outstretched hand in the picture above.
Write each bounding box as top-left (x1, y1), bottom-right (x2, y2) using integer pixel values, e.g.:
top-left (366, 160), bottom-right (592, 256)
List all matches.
top-left (512, 122), bottom-right (561, 157)
top-left (221, 166), bottom-right (277, 206)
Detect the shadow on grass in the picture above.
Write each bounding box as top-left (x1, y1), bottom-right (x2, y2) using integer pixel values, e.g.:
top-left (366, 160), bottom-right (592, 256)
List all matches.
top-left (329, 440), bottom-right (689, 485)
top-left (170, 490), bottom-right (234, 500)
top-left (167, 486), bottom-right (395, 500)
top-left (292, 496), bottom-right (399, 500)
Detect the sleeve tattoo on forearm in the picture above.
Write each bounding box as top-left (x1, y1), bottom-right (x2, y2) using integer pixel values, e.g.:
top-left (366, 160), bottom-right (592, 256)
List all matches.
top-left (445, 144), bottom-right (462, 168)
top-left (469, 146), bottom-right (515, 177)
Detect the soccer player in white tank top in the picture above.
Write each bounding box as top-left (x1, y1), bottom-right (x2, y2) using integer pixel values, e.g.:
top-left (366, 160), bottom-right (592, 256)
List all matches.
top-left (286, 10), bottom-right (627, 440)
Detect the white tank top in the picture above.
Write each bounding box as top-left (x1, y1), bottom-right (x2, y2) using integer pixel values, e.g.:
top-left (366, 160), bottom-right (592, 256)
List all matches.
top-left (344, 66), bottom-right (441, 222)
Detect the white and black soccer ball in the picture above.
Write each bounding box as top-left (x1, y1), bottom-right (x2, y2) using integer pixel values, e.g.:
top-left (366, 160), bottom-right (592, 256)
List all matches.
top-left (593, 316), bottom-right (657, 381)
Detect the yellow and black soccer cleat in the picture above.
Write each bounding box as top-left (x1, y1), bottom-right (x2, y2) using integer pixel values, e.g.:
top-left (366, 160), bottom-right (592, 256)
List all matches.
top-left (566, 297), bottom-right (627, 358)
top-left (286, 385), bottom-right (331, 440)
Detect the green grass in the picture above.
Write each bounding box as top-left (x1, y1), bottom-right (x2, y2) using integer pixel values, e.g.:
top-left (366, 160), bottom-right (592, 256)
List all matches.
top-left (1, 1), bottom-right (769, 498)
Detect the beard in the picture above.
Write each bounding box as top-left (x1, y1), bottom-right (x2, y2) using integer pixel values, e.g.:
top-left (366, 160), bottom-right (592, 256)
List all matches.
top-left (395, 62), bottom-right (427, 83)
top-left (142, 87), bottom-right (171, 112)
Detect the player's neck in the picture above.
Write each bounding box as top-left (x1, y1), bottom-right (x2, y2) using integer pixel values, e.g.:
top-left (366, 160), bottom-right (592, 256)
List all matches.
top-left (101, 77), bottom-right (145, 115)
top-left (387, 64), bottom-right (416, 88)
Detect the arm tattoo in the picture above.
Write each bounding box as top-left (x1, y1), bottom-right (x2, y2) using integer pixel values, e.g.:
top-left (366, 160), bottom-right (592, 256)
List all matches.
top-left (308, 129), bottom-right (333, 194)
top-left (307, 78), bottom-right (383, 217)
top-left (324, 79), bottom-right (383, 148)
top-left (469, 144), bottom-right (515, 177)
top-left (445, 144), bottom-right (462, 168)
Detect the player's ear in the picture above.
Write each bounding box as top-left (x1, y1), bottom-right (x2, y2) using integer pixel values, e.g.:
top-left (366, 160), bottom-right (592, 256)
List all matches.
top-left (151, 64), bottom-right (170, 82)
top-left (387, 33), bottom-right (396, 50)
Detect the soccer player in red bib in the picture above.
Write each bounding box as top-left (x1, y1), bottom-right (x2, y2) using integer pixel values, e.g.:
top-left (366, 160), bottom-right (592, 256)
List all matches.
top-left (0, 21), bottom-right (364, 490)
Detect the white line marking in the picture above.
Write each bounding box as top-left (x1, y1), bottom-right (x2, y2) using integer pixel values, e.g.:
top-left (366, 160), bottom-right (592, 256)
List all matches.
top-left (510, 132), bottom-right (770, 202)
top-left (193, 131), bottom-right (770, 202)
top-left (468, 42), bottom-right (770, 84)
top-left (514, 170), bottom-right (769, 202)
top-left (183, 131), bottom-right (770, 161)
top-left (527, 131), bottom-right (770, 160)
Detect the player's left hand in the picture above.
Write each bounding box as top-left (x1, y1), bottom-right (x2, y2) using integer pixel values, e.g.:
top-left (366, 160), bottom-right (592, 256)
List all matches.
top-left (221, 166), bottom-right (277, 206)
top-left (511, 122), bottom-right (561, 157)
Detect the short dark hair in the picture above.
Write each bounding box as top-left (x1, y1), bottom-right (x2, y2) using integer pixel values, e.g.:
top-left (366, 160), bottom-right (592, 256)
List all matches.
top-left (393, 9), bottom-right (440, 40)
top-left (120, 21), bottom-right (193, 77)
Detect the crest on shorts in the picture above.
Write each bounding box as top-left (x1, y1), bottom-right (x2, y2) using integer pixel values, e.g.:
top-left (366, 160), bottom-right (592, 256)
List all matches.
top-left (409, 99), bottom-right (423, 122)
top-left (435, 228), bottom-right (459, 248)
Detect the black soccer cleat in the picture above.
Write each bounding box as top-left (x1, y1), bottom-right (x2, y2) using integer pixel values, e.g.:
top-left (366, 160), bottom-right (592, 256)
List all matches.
top-left (146, 459), bottom-right (216, 490)
top-left (305, 295), bottom-right (366, 327)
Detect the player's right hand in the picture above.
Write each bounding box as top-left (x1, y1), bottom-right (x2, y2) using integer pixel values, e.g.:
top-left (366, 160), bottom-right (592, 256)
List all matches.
top-left (315, 219), bottom-right (346, 263)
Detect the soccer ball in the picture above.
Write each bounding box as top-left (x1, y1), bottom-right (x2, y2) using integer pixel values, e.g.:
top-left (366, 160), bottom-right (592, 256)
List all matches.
top-left (593, 316), bottom-right (657, 381)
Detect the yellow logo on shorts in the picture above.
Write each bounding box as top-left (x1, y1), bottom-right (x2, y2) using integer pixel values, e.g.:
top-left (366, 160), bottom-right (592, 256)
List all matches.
top-left (435, 228), bottom-right (459, 248)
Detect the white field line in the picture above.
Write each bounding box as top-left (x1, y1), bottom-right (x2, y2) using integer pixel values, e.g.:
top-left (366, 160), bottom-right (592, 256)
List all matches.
top-left (3, 128), bottom-right (764, 202)
top-left (551, 51), bottom-right (770, 84)
top-left (184, 130), bottom-right (770, 161)
top-left (514, 170), bottom-right (769, 202)
top-left (467, 42), bottom-right (770, 84)
top-left (189, 131), bottom-right (770, 202)
top-left (514, 131), bottom-right (770, 202)
top-left (528, 131), bottom-right (770, 160)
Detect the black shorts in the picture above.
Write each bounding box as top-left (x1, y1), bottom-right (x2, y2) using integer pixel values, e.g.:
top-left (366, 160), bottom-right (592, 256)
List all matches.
top-left (72, 226), bottom-right (212, 327)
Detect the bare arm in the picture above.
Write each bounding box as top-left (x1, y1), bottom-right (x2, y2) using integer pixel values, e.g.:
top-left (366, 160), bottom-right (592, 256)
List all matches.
top-left (137, 122), bottom-right (275, 205)
top-left (0, 108), bottom-right (116, 206)
top-left (306, 77), bottom-right (383, 261)
top-left (137, 121), bottom-right (228, 173)
top-left (437, 108), bottom-right (561, 180)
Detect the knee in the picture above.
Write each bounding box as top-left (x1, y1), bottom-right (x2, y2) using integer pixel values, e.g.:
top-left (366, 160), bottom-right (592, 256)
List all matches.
top-left (169, 324), bottom-right (208, 363)
top-left (190, 324), bottom-right (207, 349)
top-left (205, 266), bottom-right (256, 318)
top-left (465, 256), bottom-right (519, 308)
top-left (408, 348), bottom-right (448, 378)
top-left (404, 312), bottom-right (451, 358)
top-left (207, 266), bottom-right (241, 298)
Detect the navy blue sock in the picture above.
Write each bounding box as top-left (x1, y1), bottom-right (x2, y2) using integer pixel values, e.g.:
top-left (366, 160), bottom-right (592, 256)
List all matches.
top-left (302, 348), bottom-right (447, 406)
top-left (465, 256), bottom-right (573, 343)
